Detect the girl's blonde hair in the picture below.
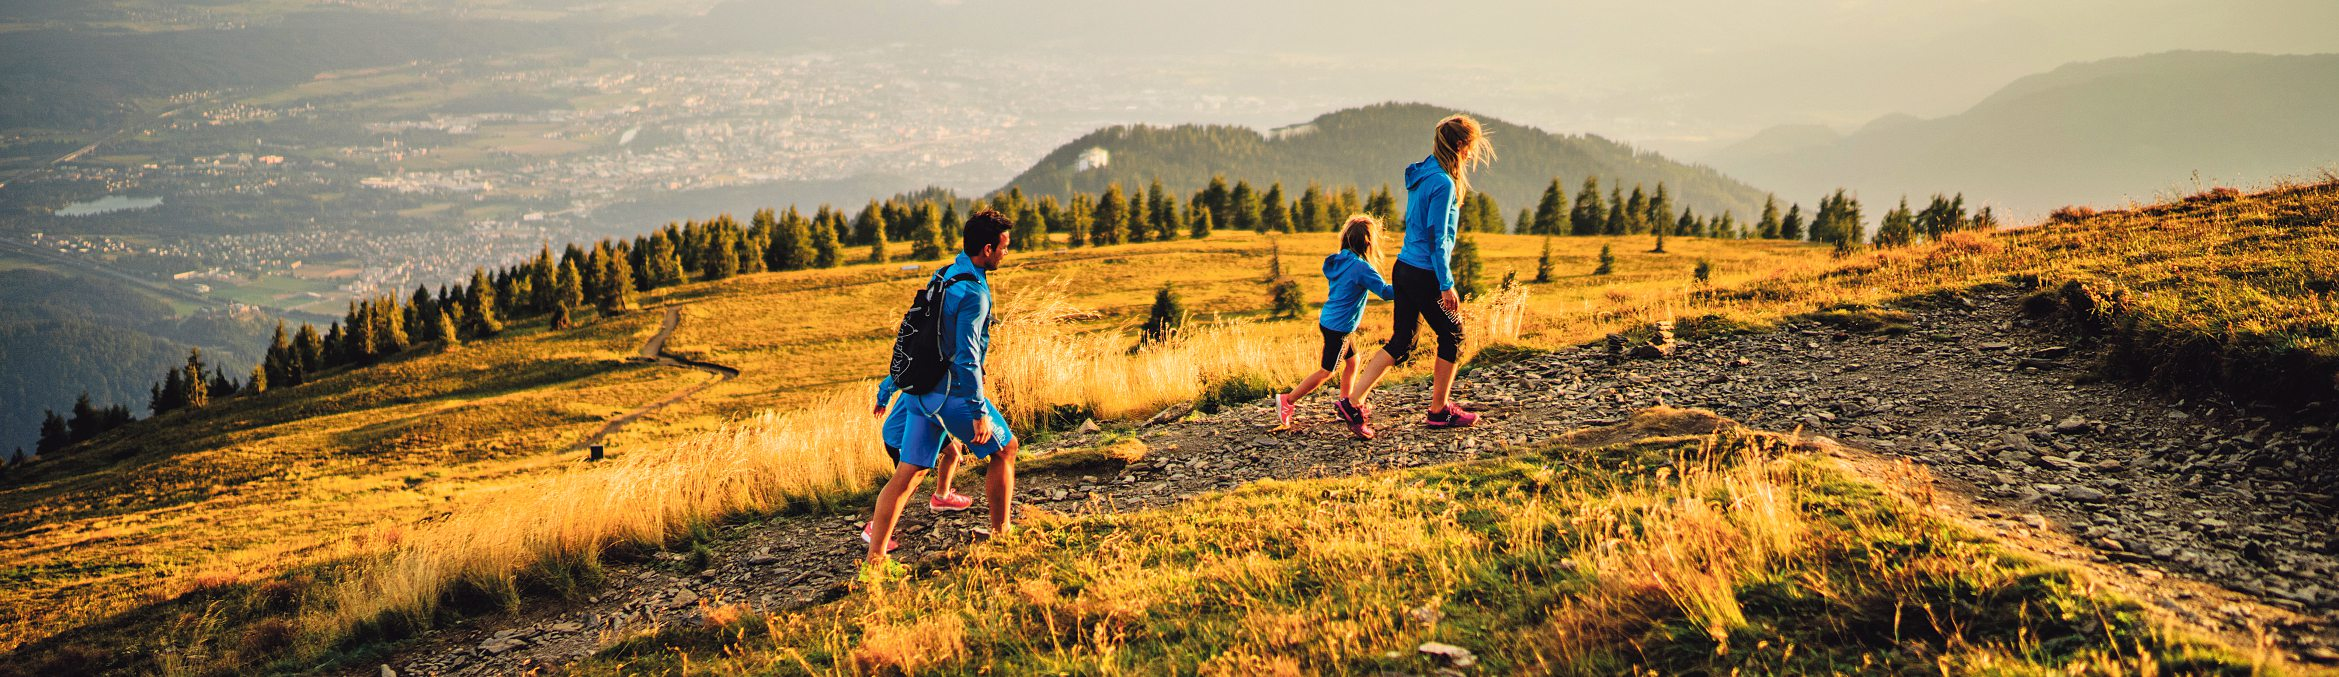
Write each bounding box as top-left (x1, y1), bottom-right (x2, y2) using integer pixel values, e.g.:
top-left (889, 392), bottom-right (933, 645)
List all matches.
top-left (1340, 214), bottom-right (1384, 270)
top-left (1433, 114), bottom-right (1495, 196)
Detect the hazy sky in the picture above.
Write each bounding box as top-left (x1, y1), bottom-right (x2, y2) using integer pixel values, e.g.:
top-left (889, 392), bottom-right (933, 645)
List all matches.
top-left (777, 0), bottom-right (2339, 154)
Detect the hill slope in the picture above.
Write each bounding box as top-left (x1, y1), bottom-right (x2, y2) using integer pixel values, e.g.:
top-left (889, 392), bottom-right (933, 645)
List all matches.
top-left (1707, 51), bottom-right (2339, 216)
top-left (1004, 102), bottom-right (1773, 223)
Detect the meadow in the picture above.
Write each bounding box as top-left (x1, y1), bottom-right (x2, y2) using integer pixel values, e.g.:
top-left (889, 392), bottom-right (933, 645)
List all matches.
top-left (7, 178), bottom-right (2337, 674)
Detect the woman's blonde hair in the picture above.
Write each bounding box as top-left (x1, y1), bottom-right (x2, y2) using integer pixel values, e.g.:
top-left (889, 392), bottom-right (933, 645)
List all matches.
top-left (1340, 213), bottom-right (1384, 270)
top-left (1433, 114), bottom-right (1495, 196)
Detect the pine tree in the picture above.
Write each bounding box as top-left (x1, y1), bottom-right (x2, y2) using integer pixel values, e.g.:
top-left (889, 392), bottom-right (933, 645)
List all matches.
top-left (1260, 182), bottom-right (1291, 234)
top-left (1265, 238), bottom-right (1285, 282)
top-left (1268, 278), bottom-right (1306, 319)
top-left (706, 223), bottom-right (740, 280)
top-left (247, 365), bottom-right (267, 396)
top-left (814, 209), bottom-right (843, 268)
top-left (1604, 188), bottom-right (1627, 236)
top-left (438, 309), bottom-right (463, 349)
top-left (1203, 175), bottom-right (1232, 228)
top-left (1189, 207), bottom-right (1215, 240)
top-left (1533, 178), bottom-right (1568, 235)
top-left (1145, 179), bottom-right (1173, 242)
top-left (37, 411), bottom-right (68, 454)
top-left (550, 301), bottom-right (573, 331)
top-left (852, 200), bottom-right (887, 245)
top-left (1651, 215), bottom-right (1668, 254)
top-left (530, 245), bottom-right (557, 312)
top-left (1453, 235), bottom-right (1484, 298)
top-left (644, 231), bottom-right (684, 287)
top-left (1534, 235), bottom-right (1555, 283)
top-left (1571, 177), bottom-right (1605, 236)
top-left (377, 295), bottom-right (409, 356)
top-left (1593, 243), bottom-right (1615, 276)
top-left (1757, 195), bottom-right (1782, 239)
top-left (1094, 184), bottom-right (1129, 246)
top-left (1229, 180), bottom-right (1260, 232)
top-left (1474, 192), bottom-right (1504, 233)
top-left (1065, 194), bottom-right (1093, 248)
top-left (181, 349), bottom-right (210, 410)
top-left (1013, 204), bottom-right (1046, 251)
top-left (1694, 259), bottom-right (1713, 285)
top-left (1646, 183), bottom-right (1674, 235)
top-left (1676, 208), bottom-right (1698, 241)
top-left (941, 202), bottom-right (962, 251)
top-left (1875, 197), bottom-right (1918, 248)
top-left (600, 248), bottom-right (636, 315)
top-left (67, 393), bottom-right (99, 442)
top-left (868, 208), bottom-right (893, 263)
top-left (295, 323), bottom-right (325, 374)
top-left (1141, 285), bottom-right (1185, 344)
top-left (1624, 186), bottom-right (1649, 235)
top-left (1780, 204), bottom-right (1806, 241)
top-left (557, 260), bottom-right (585, 312)
top-left (910, 202), bottom-right (948, 260)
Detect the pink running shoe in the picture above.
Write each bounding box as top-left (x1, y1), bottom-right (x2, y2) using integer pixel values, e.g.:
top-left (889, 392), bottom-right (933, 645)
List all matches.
top-left (860, 523), bottom-right (900, 553)
top-left (1423, 404), bottom-right (1480, 429)
top-left (1274, 393), bottom-right (1296, 429)
top-left (1335, 399), bottom-right (1377, 440)
top-left (929, 491), bottom-right (973, 513)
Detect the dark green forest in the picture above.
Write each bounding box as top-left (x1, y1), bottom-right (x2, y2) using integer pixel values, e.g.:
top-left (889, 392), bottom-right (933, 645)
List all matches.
top-left (0, 269), bottom-right (266, 458)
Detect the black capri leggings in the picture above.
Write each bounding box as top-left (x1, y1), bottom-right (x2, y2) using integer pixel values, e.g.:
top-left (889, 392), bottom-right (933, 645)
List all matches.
top-left (1382, 261), bottom-right (1466, 364)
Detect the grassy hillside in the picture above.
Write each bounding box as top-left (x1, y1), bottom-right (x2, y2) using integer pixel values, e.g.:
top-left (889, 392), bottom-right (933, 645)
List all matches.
top-left (1708, 51), bottom-right (2339, 216)
top-left (1004, 103), bottom-right (1773, 223)
top-left (8, 178), bottom-right (2339, 673)
top-left (581, 410), bottom-right (2252, 675)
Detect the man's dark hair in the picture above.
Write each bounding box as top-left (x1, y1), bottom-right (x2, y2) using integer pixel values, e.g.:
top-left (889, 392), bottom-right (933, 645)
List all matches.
top-left (963, 209), bottom-right (1014, 254)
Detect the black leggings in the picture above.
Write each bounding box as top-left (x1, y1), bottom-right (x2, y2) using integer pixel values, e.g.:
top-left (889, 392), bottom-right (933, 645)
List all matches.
top-left (1382, 261), bottom-right (1465, 364)
top-left (1316, 325), bottom-right (1356, 372)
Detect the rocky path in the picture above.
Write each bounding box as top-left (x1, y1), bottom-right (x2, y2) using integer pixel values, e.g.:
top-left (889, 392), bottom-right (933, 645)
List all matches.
top-left (372, 289), bottom-right (2338, 675)
top-left (573, 305), bottom-right (741, 451)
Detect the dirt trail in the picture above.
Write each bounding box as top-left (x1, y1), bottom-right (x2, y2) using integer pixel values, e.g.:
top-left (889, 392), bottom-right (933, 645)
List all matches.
top-left (371, 289), bottom-right (2339, 675)
top-left (573, 305), bottom-right (740, 451)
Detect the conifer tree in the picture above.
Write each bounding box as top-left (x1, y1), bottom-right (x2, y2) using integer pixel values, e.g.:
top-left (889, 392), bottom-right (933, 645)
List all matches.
top-left (438, 309), bottom-right (463, 348)
top-left (1268, 277), bottom-right (1306, 319)
top-left (1203, 175), bottom-right (1232, 228)
top-left (707, 224), bottom-right (740, 280)
top-left (812, 210), bottom-right (842, 269)
top-left (1365, 185), bottom-right (1398, 223)
top-left (557, 259), bottom-right (585, 312)
top-left (67, 393), bottom-right (99, 443)
top-left (1875, 197), bottom-right (1918, 248)
top-left (1141, 285), bottom-right (1185, 344)
top-left (1453, 235), bottom-right (1484, 298)
top-left (644, 231), bottom-right (684, 287)
top-left (1260, 182), bottom-right (1291, 234)
top-left (852, 200), bottom-right (887, 245)
top-left (1571, 177), bottom-right (1605, 236)
top-left (1646, 183), bottom-right (1674, 234)
top-left (1694, 259), bottom-right (1713, 285)
top-left (550, 301), bottom-right (573, 331)
top-left (1533, 178), bottom-right (1569, 235)
top-left (1013, 204), bottom-right (1046, 251)
top-left (1624, 185), bottom-right (1649, 235)
top-left (1534, 235), bottom-right (1555, 283)
top-left (1605, 188), bottom-right (1627, 235)
top-left (1651, 216), bottom-right (1668, 254)
top-left (38, 411), bottom-right (68, 454)
top-left (181, 349), bottom-right (210, 410)
top-left (1474, 192), bottom-right (1504, 233)
top-left (1676, 208), bottom-right (1698, 241)
top-left (1065, 194), bottom-right (1093, 248)
top-left (1516, 209), bottom-right (1533, 237)
top-left (941, 203), bottom-right (961, 251)
top-left (530, 245), bottom-right (558, 312)
top-left (869, 212), bottom-right (892, 263)
top-left (1229, 180), bottom-right (1260, 232)
top-left (296, 323), bottom-right (325, 374)
top-left (1757, 195), bottom-right (1782, 239)
top-left (322, 323), bottom-right (346, 368)
top-left (1145, 179), bottom-right (1173, 242)
top-left (376, 296), bottom-right (408, 356)
top-left (600, 248), bottom-right (636, 315)
top-left (1189, 207), bottom-right (1214, 240)
top-left (910, 203), bottom-right (948, 260)
top-left (1780, 204), bottom-right (1806, 241)
top-left (1265, 238), bottom-right (1285, 282)
top-left (780, 208), bottom-right (816, 272)
top-left (247, 366), bottom-right (267, 396)
top-left (1594, 243), bottom-right (1615, 276)
top-left (1093, 184), bottom-right (1129, 246)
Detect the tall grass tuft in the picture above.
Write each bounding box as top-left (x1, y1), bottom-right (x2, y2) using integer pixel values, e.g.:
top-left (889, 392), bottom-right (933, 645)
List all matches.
top-left (311, 393), bottom-right (893, 643)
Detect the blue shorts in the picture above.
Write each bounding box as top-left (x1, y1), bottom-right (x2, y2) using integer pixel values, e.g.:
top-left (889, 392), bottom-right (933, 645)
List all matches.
top-left (896, 392), bottom-right (1015, 469)
top-left (879, 399), bottom-right (943, 464)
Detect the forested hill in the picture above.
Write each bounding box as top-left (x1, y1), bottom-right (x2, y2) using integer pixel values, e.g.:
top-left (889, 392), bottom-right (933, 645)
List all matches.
top-left (1003, 103), bottom-right (1772, 223)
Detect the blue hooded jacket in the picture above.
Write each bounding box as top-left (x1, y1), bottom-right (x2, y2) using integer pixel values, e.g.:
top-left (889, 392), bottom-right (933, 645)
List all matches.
top-left (1396, 155), bottom-right (1460, 290)
top-left (1317, 249), bottom-right (1395, 333)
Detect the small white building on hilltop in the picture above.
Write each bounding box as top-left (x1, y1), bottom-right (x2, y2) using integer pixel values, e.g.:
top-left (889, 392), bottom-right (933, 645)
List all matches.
top-left (1076, 146), bottom-right (1110, 171)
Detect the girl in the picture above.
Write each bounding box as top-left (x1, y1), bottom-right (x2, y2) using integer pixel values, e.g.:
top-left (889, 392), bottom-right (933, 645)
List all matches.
top-left (1339, 114), bottom-right (1494, 437)
top-left (1274, 214), bottom-right (1394, 435)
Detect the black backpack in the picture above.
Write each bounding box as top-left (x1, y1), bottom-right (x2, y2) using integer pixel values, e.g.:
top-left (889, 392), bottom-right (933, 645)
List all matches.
top-left (888, 271), bottom-right (979, 395)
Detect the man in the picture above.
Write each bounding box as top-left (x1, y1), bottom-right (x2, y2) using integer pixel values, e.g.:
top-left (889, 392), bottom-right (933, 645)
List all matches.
top-left (863, 210), bottom-right (1018, 565)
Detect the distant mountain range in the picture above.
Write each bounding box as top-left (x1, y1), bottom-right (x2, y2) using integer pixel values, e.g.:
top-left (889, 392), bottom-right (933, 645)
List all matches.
top-left (1004, 103), bottom-right (1772, 224)
top-left (1705, 51), bottom-right (2339, 217)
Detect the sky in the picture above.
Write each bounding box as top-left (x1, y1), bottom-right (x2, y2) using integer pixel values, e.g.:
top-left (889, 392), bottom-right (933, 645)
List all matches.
top-left (761, 0), bottom-right (2339, 155)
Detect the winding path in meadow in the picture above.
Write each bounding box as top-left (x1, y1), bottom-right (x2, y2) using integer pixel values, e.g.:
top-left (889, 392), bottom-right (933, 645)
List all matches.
top-left (378, 290), bottom-right (2339, 675)
top-left (572, 304), bottom-right (741, 452)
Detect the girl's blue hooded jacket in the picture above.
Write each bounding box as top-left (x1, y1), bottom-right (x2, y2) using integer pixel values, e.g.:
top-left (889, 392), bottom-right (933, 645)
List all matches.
top-left (1318, 249), bottom-right (1395, 333)
top-left (1396, 155), bottom-right (1461, 290)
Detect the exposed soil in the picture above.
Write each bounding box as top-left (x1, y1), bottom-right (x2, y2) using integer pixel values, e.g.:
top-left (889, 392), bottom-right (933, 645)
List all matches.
top-left (364, 287), bottom-right (2339, 675)
top-left (573, 304), bottom-right (740, 451)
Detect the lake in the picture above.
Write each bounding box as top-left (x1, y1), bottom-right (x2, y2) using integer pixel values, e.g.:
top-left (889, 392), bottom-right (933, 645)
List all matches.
top-left (56, 196), bottom-right (163, 217)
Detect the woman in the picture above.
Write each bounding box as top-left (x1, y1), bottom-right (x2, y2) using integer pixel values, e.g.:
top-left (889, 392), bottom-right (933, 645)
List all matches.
top-left (1336, 114), bottom-right (1492, 437)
